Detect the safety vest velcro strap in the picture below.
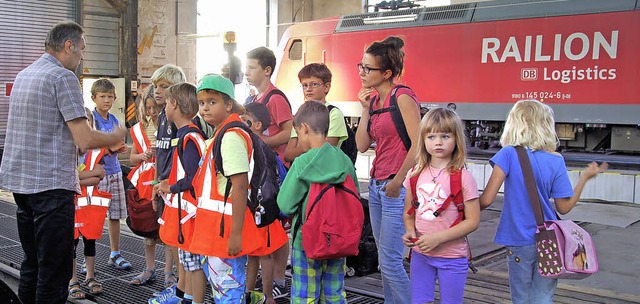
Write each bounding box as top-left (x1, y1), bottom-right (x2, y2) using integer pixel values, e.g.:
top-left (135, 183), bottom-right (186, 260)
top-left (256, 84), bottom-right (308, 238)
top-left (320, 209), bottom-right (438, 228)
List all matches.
top-left (158, 218), bottom-right (165, 225)
top-left (198, 198), bottom-right (233, 215)
top-left (75, 223), bottom-right (84, 228)
top-left (181, 211), bottom-right (197, 224)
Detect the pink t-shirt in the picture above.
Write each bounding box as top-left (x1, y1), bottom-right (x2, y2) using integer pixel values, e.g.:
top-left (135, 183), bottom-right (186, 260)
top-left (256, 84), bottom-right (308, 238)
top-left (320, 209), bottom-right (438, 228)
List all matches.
top-left (403, 167), bottom-right (479, 258)
top-left (257, 84), bottom-right (293, 163)
top-left (368, 86), bottom-right (419, 180)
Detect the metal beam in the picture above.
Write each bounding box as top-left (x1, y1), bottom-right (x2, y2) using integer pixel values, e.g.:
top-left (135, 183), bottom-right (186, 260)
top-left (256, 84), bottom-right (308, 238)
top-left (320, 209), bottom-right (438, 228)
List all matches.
top-left (121, 0), bottom-right (138, 115)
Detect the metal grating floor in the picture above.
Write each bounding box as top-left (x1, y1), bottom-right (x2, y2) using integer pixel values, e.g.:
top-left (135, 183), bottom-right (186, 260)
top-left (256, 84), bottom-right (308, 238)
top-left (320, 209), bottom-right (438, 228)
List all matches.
top-left (0, 200), bottom-right (383, 303)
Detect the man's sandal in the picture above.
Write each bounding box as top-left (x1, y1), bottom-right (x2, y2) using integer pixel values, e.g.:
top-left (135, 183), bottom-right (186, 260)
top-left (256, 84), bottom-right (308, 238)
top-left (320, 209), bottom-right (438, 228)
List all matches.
top-left (107, 253), bottom-right (132, 270)
top-left (85, 277), bottom-right (103, 295)
top-left (131, 269), bottom-right (156, 286)
top-left (68, 282), bottom-right (86, 299)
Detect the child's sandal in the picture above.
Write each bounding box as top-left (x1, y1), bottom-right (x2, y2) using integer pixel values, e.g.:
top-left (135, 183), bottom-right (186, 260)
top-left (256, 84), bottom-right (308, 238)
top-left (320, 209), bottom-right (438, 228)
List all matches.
top-left (68, 282), bottom-right (86, 299)
top-left (131, 269), bottom-right (156, 286)
top-left (85, 277), bottom-right (103, 295)
top-left (164, 271), bottom-right (177, 288)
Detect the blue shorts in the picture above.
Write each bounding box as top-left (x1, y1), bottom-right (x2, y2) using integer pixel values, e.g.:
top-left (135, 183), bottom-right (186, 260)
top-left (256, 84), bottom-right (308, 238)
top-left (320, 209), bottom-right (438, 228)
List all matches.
top-left (203, 255), bottom-right (247, 303)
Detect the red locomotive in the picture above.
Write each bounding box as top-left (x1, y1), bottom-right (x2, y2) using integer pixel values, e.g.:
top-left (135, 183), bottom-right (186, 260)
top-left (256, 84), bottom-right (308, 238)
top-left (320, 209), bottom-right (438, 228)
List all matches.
top-left (274, 0), bottom-right (640, 152)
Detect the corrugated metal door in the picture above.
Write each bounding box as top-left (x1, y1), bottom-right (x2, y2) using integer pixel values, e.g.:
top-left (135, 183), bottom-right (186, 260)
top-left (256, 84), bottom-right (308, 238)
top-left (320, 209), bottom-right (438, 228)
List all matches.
top-left (82, 0), bottom-right (120, 77)
top-left (0, 0), bottom-right (77, 148)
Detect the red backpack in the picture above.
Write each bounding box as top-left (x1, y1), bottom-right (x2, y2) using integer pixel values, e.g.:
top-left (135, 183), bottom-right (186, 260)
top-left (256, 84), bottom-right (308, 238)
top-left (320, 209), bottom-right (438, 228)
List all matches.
top-left (407, 169), bottom-right (465, 227)
top-left (293, 175), bottom-right (364, 260)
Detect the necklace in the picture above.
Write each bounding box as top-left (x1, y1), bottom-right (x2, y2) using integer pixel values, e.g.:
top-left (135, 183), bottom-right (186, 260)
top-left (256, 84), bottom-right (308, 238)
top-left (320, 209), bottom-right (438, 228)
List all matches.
top-left (428, 166), bottom-right (445, 183)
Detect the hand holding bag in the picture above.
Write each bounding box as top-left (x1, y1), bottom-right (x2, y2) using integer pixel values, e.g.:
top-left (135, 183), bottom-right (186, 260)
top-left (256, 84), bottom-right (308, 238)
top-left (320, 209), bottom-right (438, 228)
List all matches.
top-left (515, 146), bottom-right (598, 279)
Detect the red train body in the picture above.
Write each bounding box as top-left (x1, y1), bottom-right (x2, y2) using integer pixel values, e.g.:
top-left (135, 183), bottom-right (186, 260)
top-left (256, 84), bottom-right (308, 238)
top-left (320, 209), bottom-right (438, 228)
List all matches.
top-left (274, 0), bottom-right (640, 152)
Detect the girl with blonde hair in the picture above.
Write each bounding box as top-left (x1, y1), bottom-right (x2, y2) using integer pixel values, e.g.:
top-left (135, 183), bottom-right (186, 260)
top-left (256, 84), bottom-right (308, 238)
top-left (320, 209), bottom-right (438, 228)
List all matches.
top-left (402, 108), bottom-right (480, 304)
top-left (480, 99), bottom-right (607, 303)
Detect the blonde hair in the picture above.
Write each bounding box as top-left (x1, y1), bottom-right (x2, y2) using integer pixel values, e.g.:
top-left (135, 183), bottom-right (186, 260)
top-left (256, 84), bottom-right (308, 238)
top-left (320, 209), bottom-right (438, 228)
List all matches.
top-left (150, 64), bottom-right (186, 86)
top-left (137, 85), bottom-right (157, 128)
top-left (500, 99), bottom-right (558, 152)
top-left (413, 108), bottom-right (467, 177)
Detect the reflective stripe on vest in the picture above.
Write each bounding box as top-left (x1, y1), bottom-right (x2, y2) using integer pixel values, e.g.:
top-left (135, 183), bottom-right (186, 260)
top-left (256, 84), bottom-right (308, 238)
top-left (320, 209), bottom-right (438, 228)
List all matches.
top-left (77, 193), bottom-right (111, 207)
top-left (198, 198), bottom-right (233, 215)
top-left (130, 122), bottom-right (150, 155)
top-left (128, 122), bottom-right (155, 188)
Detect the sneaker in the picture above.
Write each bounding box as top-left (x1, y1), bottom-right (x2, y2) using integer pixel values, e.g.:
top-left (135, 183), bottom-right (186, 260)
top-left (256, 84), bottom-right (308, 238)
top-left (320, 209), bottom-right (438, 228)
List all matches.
top-left (245, 290), bottom-right (265, 304)
top-left (152, 284), bottom-right (176, 298)
top-left (272, 283), bottom-right (289, 299)
top-left (148, 295), bottom-right (182, 304)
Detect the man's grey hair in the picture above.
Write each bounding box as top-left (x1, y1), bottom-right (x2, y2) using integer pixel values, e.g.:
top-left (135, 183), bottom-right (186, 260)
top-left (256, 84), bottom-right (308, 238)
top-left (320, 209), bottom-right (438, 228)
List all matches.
top-left (45, 21), bottom-right (84, 52)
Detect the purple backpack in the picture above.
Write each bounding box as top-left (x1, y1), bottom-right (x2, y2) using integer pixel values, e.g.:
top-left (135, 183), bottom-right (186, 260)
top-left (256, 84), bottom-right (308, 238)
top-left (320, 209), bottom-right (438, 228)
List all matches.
top-left (535, 220), bottom-right (598, 279)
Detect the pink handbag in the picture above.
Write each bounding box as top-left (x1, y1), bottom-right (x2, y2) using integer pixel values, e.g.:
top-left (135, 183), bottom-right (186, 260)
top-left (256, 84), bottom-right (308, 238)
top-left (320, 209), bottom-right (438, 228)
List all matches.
top-left (516, 146), bottom-right (599, 279)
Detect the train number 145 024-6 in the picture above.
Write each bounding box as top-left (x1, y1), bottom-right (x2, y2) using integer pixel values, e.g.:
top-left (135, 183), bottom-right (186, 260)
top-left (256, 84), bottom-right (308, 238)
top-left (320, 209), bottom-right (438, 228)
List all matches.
top-left (511, 91), bottom-right (572, 100)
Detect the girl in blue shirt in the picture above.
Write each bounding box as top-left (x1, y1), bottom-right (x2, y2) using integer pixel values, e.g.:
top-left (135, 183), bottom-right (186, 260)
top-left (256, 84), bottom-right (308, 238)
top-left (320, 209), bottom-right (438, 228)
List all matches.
top-left (480, 99), bottom-right (607, 304)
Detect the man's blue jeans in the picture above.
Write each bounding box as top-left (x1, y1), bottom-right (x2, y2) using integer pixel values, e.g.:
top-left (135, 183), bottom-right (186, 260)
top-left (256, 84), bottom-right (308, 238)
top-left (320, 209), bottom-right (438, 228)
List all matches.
top-left (14, 189), bottom-right (75, 304)
top-left (506, 245), bottom-right (558, 304)
top-left (368, 178), bottom-right (411, 303)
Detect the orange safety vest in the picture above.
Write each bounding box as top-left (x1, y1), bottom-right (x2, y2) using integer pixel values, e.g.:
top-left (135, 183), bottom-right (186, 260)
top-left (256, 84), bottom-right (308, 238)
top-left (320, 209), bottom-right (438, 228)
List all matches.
top-left (127, 122), bottom-right (156, 200)
top-left (75, 149), bottom-right (112, 240)
top-left (188, 114), bottom-right (262, 258)
top-left (158, 126), bottom-right (206, 250)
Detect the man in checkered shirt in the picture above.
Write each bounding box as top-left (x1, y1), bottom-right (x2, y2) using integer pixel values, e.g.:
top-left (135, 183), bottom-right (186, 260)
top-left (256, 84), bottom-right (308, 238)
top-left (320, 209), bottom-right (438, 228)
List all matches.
top-left (0, 21), bottom-right (127, 304)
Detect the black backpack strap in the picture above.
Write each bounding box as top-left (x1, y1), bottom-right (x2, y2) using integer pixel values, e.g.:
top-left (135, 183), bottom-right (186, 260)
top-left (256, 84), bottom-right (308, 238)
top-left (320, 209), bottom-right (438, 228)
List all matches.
top-left (262, 89), bottom-right (292, 110)
top-left (389, 85), bottom-right (411, 151)
top-left (212, 121), bottom-right (252, 177)
top-left (366, 96), bottom-right (376, 134)
top-left (366, 85), bottom-right (412, 151)
top-left (327, 104), bottom-right (347, 131)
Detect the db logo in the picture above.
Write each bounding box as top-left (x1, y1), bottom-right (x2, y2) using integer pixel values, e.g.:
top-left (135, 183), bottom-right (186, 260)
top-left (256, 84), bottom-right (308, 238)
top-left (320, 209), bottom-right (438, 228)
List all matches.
top-left (521, 68), bottom-right (538, 81)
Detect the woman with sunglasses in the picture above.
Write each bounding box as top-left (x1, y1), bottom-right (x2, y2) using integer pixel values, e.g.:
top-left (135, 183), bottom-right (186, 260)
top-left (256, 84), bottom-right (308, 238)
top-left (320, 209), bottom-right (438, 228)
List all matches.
top-left (355, 36), bottom-right (421, 303)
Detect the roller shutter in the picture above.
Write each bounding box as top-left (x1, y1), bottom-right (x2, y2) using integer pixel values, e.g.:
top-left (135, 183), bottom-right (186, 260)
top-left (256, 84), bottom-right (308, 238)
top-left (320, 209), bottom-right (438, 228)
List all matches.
top-left (82, 0), bottom-right (120, 76)
top-left (0, 0), bottom-right (77, 147)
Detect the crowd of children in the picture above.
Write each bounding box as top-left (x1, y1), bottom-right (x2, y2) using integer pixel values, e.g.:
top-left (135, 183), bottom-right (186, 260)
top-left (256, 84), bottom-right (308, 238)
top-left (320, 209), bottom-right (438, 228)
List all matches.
top-left (69, 37), bottom-right (607, 304)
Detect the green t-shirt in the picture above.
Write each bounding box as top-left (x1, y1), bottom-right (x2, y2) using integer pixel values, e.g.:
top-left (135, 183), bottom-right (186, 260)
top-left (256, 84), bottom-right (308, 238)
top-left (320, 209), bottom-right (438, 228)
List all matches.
top-left (290, 103), bottom-right (348, 147)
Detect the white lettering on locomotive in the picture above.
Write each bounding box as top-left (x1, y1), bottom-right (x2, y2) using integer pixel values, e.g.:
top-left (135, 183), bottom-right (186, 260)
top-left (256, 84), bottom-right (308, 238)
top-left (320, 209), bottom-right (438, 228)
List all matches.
top-left (481, 31), bottom-right (618, 63)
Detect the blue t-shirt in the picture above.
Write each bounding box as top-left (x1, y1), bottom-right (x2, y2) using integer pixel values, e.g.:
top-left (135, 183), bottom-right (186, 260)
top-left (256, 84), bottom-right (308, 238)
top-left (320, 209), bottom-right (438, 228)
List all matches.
top-left (93, 110), bottom-right (121, 174)
top-left (490, 146), bottom-right (574, 246)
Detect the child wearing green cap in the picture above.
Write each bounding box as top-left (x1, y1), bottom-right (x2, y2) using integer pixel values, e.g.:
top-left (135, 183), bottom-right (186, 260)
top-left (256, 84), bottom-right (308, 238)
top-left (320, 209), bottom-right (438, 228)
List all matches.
top-left (189, 74), bottom-right (265, 304)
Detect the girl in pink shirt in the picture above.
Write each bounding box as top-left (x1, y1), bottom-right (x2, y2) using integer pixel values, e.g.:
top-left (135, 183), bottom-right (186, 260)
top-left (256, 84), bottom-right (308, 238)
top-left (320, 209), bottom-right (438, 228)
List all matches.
top-left (402, 108), bottom-right (481, 304)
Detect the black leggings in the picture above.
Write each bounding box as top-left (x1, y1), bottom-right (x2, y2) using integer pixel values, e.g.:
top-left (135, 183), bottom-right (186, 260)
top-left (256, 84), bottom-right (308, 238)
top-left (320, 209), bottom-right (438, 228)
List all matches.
top-left (73, 237), bottom-right (96, 258)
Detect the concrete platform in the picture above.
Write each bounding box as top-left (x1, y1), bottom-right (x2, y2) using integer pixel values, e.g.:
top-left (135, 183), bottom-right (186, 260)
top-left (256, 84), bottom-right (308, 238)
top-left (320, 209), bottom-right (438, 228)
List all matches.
top-left (1, 188), bottom-right (639, 303)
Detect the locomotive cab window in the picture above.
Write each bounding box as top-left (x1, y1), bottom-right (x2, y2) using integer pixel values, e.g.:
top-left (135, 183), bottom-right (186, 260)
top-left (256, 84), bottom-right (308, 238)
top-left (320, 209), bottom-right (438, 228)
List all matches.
top-left (288, 39), bottom-right (302, 60)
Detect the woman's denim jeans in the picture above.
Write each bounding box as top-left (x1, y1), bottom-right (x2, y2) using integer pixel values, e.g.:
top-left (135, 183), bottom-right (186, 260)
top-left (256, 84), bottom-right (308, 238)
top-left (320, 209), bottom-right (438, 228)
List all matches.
top-left (368, 178), bottom-right (411, 303)
top-left (506, 245), bottom-right (557, 304)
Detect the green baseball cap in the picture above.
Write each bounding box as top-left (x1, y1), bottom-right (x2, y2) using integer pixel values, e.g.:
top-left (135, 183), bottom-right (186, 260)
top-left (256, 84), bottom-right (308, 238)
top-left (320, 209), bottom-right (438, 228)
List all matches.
top-left (196, 74), bottom-right (235, 99)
